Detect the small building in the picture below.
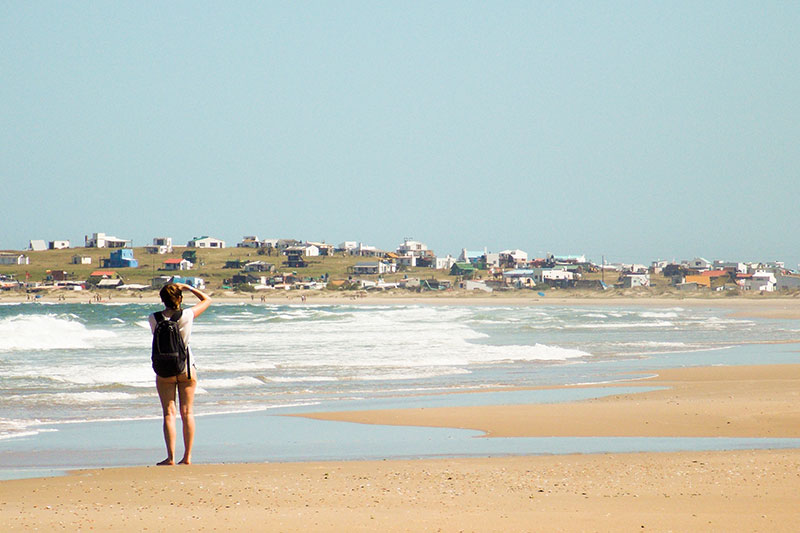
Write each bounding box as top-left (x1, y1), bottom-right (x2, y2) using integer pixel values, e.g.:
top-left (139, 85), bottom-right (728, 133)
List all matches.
top-left (337, 241), bottom-right (359, 254)
top-left (224, 259), bottom-right (248, 269)
top-left (71, 255), bottom-right (92, 265)
top-left (0, 253), bottom-right (30, 265)
top-left (104, 249), bottom-right (138, 268)
top-left (28, 240), bottom-right (47, 251)
top-left (351, 262), bottom-right (396, 275)
top-left (776, 274), bottom-right (800, 291)
top-left (284, 244), bottom-right (320, 257)
top-left (499, 249), bottom-right (528, 267)
top-left (150, 276), bottom-right (174, 289)
top-left (243, 261), bottom-right (274, 273)
top-left (146, 237), bottom-right (173, 254)
top-left (306, 242), bottom-right (335, 256)
top-left (688, 257), bottom-right (712, 271)
top-left (163, 258), bottom-right (193, 271)
top-left (739, 271), bottom-right (776, 292)
top-left (459, 280), bottom-right (492, 293)
top-left (686, 270), bottom-right (731, 290)
top-left (47, 270), bottom-right (70, 282)
top-left (86, 232), bottom-right (130, 248)
top-left (187, 236), bottom-right (226, 249)
top-left (231, 273), bottom-right (268, 286)
top-left (434, 255), bottom-right (457, 270)
top-left (96, 278), bottom-right (123, 289)
top-left (537, 268), bottom-right (575, 288)
top-left (396, 255), bottom-right (417, 268)
top-left (397, 239), bottom-right (429, 257)
top-left (622, 273), bottom-right (650, 288)
top-left (170, 276), bottom-right (205, 289)
top-left (450, 262), bottom-right (477, 278)
top-left (49, 240), bottom-right (70, 250)
top-left (238, 236), bottom-right (261, 248)
top-left (503, 269), bottom-right (536, 288)
top-left (484, 252), bottom-right (500, 268)
top-left (87, 270), bottom-right (118, 286)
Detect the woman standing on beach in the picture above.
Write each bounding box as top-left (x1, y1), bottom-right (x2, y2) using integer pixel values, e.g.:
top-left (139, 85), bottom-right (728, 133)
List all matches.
top-left (148, 282), bottom-right (212, 465)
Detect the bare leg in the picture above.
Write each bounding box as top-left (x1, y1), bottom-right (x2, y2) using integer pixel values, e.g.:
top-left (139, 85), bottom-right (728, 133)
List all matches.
top-left (156, 376), bottom-right (178, 465)
top-left (177, 372), bottom-right (197, 465)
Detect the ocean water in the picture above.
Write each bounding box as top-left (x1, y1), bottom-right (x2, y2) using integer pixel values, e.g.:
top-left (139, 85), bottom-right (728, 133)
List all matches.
top-left (2, 301), bottom-right (799, 441)
top-left (1, 301), bottom-right (799, 477)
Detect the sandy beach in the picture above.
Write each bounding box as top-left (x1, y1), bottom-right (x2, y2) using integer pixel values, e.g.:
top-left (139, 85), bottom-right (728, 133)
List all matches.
top-left (302, 364), bottom-right (800, 438)
top-left (3, 363), bottom-right (800, 531)
top-left (5, 289), bottom-right (800, 319)
top-left (2, 450), bottom-right (799, 532)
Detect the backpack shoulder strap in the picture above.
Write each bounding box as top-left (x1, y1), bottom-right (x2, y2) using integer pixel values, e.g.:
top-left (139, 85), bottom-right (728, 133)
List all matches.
top-left (170, 310), bottom-right (183, 322)
top-left (154, 311), bottom-right (165, 323)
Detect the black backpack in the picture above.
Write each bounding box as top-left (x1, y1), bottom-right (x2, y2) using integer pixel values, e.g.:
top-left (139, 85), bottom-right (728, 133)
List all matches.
top-left (151, 310), bottom-right (191, 379)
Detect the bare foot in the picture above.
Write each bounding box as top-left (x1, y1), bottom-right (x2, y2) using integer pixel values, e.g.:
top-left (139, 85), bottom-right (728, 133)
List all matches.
top-left (157, 458), bottom-right (175, 466)
top-left (178, 458), bottom-right (191, 465)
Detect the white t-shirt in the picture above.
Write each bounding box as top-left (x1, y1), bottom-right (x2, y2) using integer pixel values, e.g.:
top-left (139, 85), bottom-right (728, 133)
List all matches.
top-left (149, 308), bottom-right (196, 367)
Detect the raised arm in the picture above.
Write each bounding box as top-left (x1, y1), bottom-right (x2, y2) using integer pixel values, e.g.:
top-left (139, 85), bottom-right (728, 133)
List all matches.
top-left (177, 283), bottom-right (212, 318)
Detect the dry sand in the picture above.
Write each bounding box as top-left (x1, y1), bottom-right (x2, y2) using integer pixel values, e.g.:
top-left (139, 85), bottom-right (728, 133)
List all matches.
top-left (3, 364), bottom-right (800, 531)
top-left (301, 364), bottom-right (800, 438)
top-left (2, 451), bottom-right (799, 532)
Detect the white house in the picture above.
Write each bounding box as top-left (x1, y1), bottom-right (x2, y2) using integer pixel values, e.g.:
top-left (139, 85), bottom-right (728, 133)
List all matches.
top-left (352, 262), bottom-right (396, 275)
top-left (28, 240), bottom-right (47, 251)
top-left (306, 242), bottom-right (335, 256)
top-left (537, 268), bottom-right (575, 284)
top-left (49, 240), bottom-right (70, 250)
top-left (461, 280), bottom-right (492, 293)
top-left (623, 273), bottom-right (651, 288)
top-left (499, 249), bottom-right (528, 265)
top-left (338, 241), bottom-right (359, 253)
top-left (0, 253), bottom-right (29, 265)
top-left (740, 271), bottom-right (776, 292)
top-left (397, 239), bottom-right (428, 257)
top-left (86, 232), bottom-right (130, 248)
top-left (434, 255), bottom-right (457, 270)
top-left (688, 257), bottom-right (712, 271)
top-left (71, 255), bottom-right (92, 265)
top-left (146, 237), bottom-right (173, 254)
top-left (503, 269), bottom-right (536, 288)
top-left (163, 258), bottom-right (193, 271)
top-left (238, 236), bottom-right (261, 248)
top-left (396, 255), bottom-right (417, 268)
top-left (188, 236), bottom-right (225, 249)
top-left (284, 244), bottom-right (320, 257)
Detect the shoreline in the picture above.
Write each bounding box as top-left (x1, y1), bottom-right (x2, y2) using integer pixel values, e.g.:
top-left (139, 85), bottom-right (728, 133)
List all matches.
top-left (4, 291), bottom-right (800, 318)
top-left (3, 362), bottom-right (800, 531)
top-left (297, 363), bottom-right (800, 438)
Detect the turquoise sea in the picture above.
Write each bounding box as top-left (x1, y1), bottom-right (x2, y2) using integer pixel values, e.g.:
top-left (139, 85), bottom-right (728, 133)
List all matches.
top-left (1, 302), bottom-right (799, 479)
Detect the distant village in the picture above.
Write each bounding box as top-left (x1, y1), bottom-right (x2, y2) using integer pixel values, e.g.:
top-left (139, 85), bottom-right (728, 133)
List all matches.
top-left (1, 231), bottom-right (799, 294)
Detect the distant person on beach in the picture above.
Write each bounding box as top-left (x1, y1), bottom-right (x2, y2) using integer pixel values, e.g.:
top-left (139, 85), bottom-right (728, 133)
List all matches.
top-left (148, 282), bottom-right (211, 465)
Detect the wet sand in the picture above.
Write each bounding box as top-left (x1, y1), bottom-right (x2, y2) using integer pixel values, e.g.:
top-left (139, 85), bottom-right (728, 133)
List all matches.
top-left (4, 290), bottom-right (800, 319)
top-left (300, 364), bottom-right (800, 438)
top-left (3, 364), bottom-right (800, 531)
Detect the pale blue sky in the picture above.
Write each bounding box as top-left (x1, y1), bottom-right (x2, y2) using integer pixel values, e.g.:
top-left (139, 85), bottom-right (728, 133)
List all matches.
top-left (2, 2), bottom-right (799, 266)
